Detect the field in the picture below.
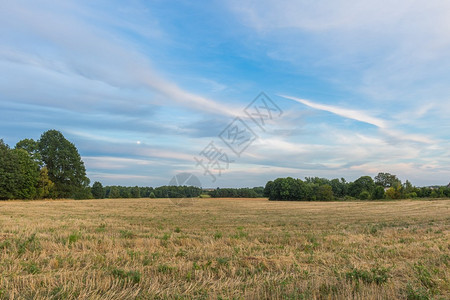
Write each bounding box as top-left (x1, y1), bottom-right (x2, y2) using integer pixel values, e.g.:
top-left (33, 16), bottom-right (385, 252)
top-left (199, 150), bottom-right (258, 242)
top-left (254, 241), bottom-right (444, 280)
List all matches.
top-left (0, 198), bottom-right (449, 299)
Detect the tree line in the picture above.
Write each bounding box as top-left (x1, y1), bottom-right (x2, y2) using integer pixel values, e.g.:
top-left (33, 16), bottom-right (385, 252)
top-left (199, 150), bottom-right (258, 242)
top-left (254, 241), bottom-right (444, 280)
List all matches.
top-left (89, 184), bottom-right (264, 199)
top-left (264, 173), bottom-right (450, 201)
top-left (2, 131), bottom-right (449, 201)
top-left (91, 183), bottom-right (202, 199)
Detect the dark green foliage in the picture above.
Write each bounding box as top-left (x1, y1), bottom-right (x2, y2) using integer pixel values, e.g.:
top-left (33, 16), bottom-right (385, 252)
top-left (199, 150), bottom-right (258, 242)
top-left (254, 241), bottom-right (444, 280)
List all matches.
top-left (0, 140), bottom-right (40, 200)
top-left (208, 187), bottom-right (261, 198)
top-left (316, 184), bottom-right (334, 201)
top-left (359, 190), bottom-right (370, 200)
top-left (264, 177), bottom-right (333, 201)
top-left (373, 185), bottom-right (386, 199)
top-left (130, 186), bottom-right (140, 198)
top-left (107, 186), bottom-right (121, 198)
top-left (38, 130), bottom-right (90, 198)
top-left (91, 181), bottom-right (105, 199)
top-left (375, 172), bottom-right (401, 188)
top-left (15, 138), bottom-right (42, 166)
top-left (264, 173), bottom-right (447, 201)
top-left (330, 178), bottom-right (348, 197)
top-left (349, 176), bottom-right (375, 198)
top-left (72, 187), bottom-right (93, 200)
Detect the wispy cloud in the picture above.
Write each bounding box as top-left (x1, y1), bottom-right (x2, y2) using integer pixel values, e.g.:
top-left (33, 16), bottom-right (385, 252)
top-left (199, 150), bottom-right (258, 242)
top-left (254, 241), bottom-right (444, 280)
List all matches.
top-left (0, 1), bottom-right (238, 118)
top-left (281, 95), bottom-right (386, 128)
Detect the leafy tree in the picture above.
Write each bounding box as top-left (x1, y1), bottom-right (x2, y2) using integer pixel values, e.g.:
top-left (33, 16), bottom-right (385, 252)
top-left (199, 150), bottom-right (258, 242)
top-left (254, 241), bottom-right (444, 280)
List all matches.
top-left (330, 178), bottom-right (348, 198)
top-left (316, 184), bottom-right (334, 201)
top-left (120, 187), bottom-right (131, 198)
top-left (109, 186), bottom-right (120, 198)
top-left (38, 130), bottom-right (90, 198)
top-left (15, 138), bottom-right (42, 166)
top-left (37, 167), bottom-right (55, 198)
top-left (130, 186), bottom-right (140, 198)
top-left (349, 176), bottom-right (375, 198)
top-left (0, 140), bottom-right (15, 199)
top-left (374, 172), bottom-right (401, 188)
top-left (72, 187), bottom-right (93, 200)
top-left (0, 140), bottom-right (40, 200)
top-left (386, 185), bottom-right (402, 199)
top-left (359, 190), bottom-right (370, 200)
top-left (372, 185), bottom-right (385, 200)
top-left (91, 181), bottom-right (105, 199)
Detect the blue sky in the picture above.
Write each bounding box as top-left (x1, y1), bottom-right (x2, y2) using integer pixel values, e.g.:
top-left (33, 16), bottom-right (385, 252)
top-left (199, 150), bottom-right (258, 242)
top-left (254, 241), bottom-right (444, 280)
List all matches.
top-left (1, 0), bottom-right (449, 187)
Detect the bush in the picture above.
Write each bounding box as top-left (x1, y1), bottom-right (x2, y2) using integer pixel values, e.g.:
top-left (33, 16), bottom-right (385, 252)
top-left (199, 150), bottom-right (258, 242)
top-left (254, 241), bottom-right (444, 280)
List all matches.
top-left (372, 186), bottom-right (385, 199)
top-left (359, 190), bottom-right (370, 200)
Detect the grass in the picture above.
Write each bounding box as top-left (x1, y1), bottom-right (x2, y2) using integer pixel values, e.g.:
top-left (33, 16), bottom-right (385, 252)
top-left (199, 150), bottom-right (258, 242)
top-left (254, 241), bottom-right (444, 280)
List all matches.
top-left (0, 197), bottom-right (449, 299)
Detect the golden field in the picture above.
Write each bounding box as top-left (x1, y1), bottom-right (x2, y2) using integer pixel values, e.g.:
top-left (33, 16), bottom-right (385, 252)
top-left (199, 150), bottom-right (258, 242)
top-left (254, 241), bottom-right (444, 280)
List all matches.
top-left (0, 197), bottom-right (449, 299)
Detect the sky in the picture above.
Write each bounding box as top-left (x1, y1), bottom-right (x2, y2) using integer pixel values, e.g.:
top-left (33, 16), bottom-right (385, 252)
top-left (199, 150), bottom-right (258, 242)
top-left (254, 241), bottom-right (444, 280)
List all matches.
top-left (1, 0), bottom-right (449, 188)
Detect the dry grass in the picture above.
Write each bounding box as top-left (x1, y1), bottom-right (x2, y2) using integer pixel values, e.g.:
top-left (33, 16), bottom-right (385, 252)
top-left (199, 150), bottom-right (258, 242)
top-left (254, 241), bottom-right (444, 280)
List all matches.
top-left (0, 197), bottom-right (449, 299)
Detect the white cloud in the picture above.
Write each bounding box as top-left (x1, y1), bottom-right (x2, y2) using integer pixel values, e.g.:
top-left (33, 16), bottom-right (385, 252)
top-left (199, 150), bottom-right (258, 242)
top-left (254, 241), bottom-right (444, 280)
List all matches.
top-left (0, 1), bottom-right (239, 118)
top-left (281, 95), bottom-right (386, 128)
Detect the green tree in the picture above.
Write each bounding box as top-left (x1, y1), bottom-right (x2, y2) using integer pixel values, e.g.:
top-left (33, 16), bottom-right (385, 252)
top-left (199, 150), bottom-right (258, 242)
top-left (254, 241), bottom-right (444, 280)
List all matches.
top-left (349, 176), bottom-right (375, 198)
top-left (330, 178), bottom-right (348, 198)
top-left (386, 182), bottom-right (403, 199)
top-left (38, 130), bottom-right (90, 198)
top-left (131, 186), bottom-right (141, 198)
top-left (359, 190), bottom-right (370, 200)
top-left (374, 172), bottom-right (401, 188)
top-left (15, 138), bottom-right (42, 166)
top-left (0, 140), bottom-right (40, 200)
top-left (37, 167), bottom-right (55, 198)
top-left (91, 181), bottom-right (105, 199)
top-left (372, 185), bottom-right (385, 200)
top-left (109, 186), bottom-right (120, 198)
top-left (0, 140), bottom-right (15, 199)
top-left (316, 184), bottom-right (334, 201)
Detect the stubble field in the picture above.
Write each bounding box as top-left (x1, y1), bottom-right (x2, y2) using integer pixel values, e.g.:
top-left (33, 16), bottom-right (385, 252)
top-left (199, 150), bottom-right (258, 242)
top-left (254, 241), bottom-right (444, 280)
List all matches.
top-left (0, 197), bottom-right (449, 299)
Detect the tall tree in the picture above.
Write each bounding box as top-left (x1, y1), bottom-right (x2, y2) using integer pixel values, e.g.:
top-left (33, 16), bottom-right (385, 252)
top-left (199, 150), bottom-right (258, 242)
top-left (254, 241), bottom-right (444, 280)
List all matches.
top-left (349, 176), bottom-right (375, 198)
top-left (374, 172), bottom-right (401, 188)
top-left (0, 140), bottom-right (40, 200)
top-left (15, 138), bottom-right (42, 166)
top-left (91, 181), bottom-right (105, 199)
top-left (38, 130), bottom-right (90, 198)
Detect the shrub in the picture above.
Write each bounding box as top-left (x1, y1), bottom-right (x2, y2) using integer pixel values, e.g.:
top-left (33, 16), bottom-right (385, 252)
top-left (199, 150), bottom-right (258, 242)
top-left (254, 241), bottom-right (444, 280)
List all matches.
top-left (359, 190), bottom-right (370, 200)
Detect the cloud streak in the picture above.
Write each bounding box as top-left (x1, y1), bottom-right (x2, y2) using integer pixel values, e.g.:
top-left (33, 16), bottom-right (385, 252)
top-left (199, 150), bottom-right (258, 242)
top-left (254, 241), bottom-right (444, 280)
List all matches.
top-left (281, 95), bottom-right (386, 128)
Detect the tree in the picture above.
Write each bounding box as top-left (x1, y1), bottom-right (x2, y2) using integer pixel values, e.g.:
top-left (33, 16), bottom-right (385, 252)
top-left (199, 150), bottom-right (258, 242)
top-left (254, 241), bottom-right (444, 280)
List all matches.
top-left (349, 176), bottom-right (375, 198)
top-left (91, 181), bottom-right (105, 199)
top-left (386, 184), bottom-right (402, 199)
top-left (316, 184), bottom-right (334, 201)
top-left (374, 172), bottom-right (401, 188)
top-left (330, 178), bottom-right (348, 198)
top-left (0, 140), bottom-right (40, 200)
top-left (37, 167), bottom-right (55, 198)
top-left (372, 185), bottom-right (385, 200)
top-left (15, 138), bottom-right (42, 166)
top-left (38, 130), bottom-right (90, 198)
top-left (0, 139), bottom-right (15, 199)
top-left (109, 186), bottom-right (120, 198)
top-left (131, 186), bottom-right (141, 198)
top-left (359, 190), bottom-right (370, 200)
